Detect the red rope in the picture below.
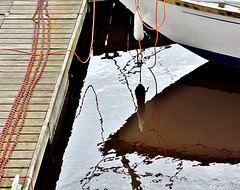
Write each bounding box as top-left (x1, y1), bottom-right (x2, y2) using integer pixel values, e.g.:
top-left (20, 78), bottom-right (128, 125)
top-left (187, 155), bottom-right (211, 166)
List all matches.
top-left (0, 0), bottom-right (50, 182)
top-left (20, 176), bottom-right (34, 190)
top-left (0, 0), bottom-right (96, 185)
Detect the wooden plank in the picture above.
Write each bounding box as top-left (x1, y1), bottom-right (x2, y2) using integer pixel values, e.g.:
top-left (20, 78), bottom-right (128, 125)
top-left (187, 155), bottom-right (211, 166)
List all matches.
top-left (0, 178), bottom-right (25, 188)
top-left (0, 61), bottom-right (63, 66)
top-left (3, 168), bottom-right (28, 178)
top-left (0, 84), bottom-right (55, 91)
top-left (2, 134), bottom-right (39, 142)
top-left (9, 5), bottom-right (80, 10)
top-left (1, 23), bottom-right (75, 29)
top-left (6, 151), bottom-right (34, 159)
top-left (0, 1), bottom-right (13, 6)
top-left (0, 66), bottom-right (61, 72)
top-left (0, 90), bottom-right (53, 98)
top-left (10, 9), bottom-right (80, 14)
top-left (0, 33), bottom-right (72, 38)
top-left (0, 143), bottom-right (36, 153)
top-left (2, 19), bottom-right (77, 24)
top-left (0, 111), bottom-right (46, 119)
top-left (5, 14), bottom-right (78, 19)
top-left (0, 126), bottom-right (42, 134)
top-left (0, 50), bottom-right (67, 55)
top-left (0, 105), bottom-right (48, 112)
top-left (0, 77), bottom-right (58, 84)
top-left (0, 28), bottom-right (73, 34)
top-left (0, 54), bottom-right (66, 60)
top-left (0, 43), bottom-right (71, 49)
top-left (13, 1), bottom-right (82, 5)
top-left (5, 159), bottom-right (32, 168)
top-left (0, 118), bottom-right (44, 126)
top-left (0, 97), bottom-right (51, 105)
top-left (0, 71), bottom-right (60, 78)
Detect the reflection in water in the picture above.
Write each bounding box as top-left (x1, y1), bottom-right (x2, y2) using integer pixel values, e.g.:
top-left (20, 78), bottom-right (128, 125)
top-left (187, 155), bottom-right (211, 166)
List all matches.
top-left (57, 45), bottom-right (240, 190)
top-left (75, 85), bottom-right (104, 141)
top-left (112, 58), bottom-right (137, 110)
top-left (135, 84), bottom-right (146, 133)
top-left (121, 155), bottom-right (142, 190)
top-left (102, 62), bottom-right (240, 165)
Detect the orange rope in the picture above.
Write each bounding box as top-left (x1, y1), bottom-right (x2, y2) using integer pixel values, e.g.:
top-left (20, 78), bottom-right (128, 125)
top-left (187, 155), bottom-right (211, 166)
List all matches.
top-left (0, 0), bottom-right (96, 183)
top-left (0, 0), bottom-right (95, 64)
top-left (136, 0), bottom-right (168, 156)
top-left (136, 0), bottom-right (166, 68)
top-left (134, 0), bottom-right (166, 31)
top-left (0, 48), bottom-right (88, 64)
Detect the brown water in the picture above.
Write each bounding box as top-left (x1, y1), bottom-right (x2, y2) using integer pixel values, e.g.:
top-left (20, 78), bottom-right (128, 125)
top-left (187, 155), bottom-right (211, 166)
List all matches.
top-left (56, 45), bottom-right (240, 190)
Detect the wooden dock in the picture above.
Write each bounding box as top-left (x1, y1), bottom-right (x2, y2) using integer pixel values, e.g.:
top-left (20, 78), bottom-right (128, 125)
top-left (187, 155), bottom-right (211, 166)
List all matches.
top-left (0, 0), bottom-right (88, 189)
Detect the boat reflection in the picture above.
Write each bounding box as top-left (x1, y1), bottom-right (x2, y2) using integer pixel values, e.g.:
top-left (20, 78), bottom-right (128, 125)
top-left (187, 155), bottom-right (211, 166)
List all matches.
top-left (101, 62), bottom-right (240, 165)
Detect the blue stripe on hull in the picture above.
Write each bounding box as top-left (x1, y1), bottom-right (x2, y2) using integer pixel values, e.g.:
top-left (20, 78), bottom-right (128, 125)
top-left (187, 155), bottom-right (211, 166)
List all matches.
top-left (181, 44), bottom-right (240, 67)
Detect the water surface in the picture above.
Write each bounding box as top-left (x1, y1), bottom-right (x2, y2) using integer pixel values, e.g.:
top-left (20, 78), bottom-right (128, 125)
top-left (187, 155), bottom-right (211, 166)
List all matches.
top-left (56, 45), bottom-right (240, 190)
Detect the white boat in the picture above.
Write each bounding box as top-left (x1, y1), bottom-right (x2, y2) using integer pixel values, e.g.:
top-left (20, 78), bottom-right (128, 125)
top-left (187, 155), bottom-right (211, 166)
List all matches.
top-left (119, 0), bottom-right (240, 66)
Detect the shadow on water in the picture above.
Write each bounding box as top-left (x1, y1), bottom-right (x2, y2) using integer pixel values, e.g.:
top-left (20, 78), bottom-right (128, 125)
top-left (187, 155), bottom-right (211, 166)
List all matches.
top-left (101, 61), bottom-right (240, 165)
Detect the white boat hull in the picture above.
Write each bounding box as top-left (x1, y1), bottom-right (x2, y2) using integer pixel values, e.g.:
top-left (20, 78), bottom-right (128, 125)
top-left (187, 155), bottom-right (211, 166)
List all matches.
top-left (120, 0), bottom-right (240, 65)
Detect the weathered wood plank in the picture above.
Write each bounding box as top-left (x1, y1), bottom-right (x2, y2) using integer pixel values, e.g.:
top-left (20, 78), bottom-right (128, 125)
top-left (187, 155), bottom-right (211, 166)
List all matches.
top-left (10, 9), bottom-right (80, 14)
top-left (0, 61), bottom-right (63, 66)
top-left (0, 126), bottom-right (42, 134)
top-left (0, 111), bottom-right (46, 119)
top-left (0, 90), bottom-right (53, 98)
top-left (6, 151), bottom-right (34, 159)
top-left (0, 28), bottom-right (73, 34)
top-left (5, 14), bottom-right (78, 19)
top-left (0, 66), bottom-right (61, 72)
top-left (0, 1), bottom-right (13, 6)
top-left (2, 134), bottom-right (39, 142)
top-left (3, 168), bottom-right (28, 178)
top-left (0, 77), bottom-right (58, 84)
top-left (5, 159), bottom-right (32, 168)
top-left (0, 71), bottom-right (60, 78)
top-left (0, 104), bottom-right (48, 112)
top-left (0, 178), bottom-right (25, 188)
top-left (0, 97), bottom-right (51, 105)
top-left (1, 23), bottom-right (75, 29)
top-left (0, 84), bottom-right (55, 91)
top-left (0, 143), bottom-right (36, 153)
top-left (0, 118), bottom-right (44, 126)
top-left (0, 54), bottom-right (66, 60)
top-left (9, 5), bottom-right (80, 10)
top-left (0, 33), bottom-right (72, 38)
top-left (0, 43), bottom-right (71, 49)
top-left (0, 50), bottom-right (67, 55)
top-left (13, 1), bottom-right (82, 5)
top-left (2, 19), bottom-right (77, 24)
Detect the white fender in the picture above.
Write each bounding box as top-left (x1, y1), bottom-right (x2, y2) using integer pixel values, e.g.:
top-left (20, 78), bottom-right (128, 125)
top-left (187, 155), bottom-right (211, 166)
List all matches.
top-left (11, 174), bottom-right (22, 190)
top-left (134, 11), bottom-right (144, 41)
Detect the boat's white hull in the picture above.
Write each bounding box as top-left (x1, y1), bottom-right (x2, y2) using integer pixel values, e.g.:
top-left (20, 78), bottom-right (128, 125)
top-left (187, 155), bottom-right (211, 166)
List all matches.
top-left (120, 0), bottom-right (240, 65)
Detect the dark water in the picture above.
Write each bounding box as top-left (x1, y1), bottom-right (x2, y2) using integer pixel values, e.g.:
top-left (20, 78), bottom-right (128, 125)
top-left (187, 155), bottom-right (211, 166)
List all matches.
top-left (56, 45), bottom-right (240, 190)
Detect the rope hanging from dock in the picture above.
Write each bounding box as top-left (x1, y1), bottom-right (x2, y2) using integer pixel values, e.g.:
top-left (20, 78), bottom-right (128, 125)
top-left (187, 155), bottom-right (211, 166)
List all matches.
top-left (0, 0), bottom-right (51, 182)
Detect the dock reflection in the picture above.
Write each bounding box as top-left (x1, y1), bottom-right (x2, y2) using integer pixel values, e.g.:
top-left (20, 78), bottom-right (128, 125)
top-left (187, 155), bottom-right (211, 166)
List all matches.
top-left (101, 62), bottom-right (240, 165)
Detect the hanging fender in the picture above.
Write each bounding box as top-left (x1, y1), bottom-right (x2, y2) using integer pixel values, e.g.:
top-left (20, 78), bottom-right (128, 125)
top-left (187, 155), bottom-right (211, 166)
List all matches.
top-left (134, 11), bottom-right (144, 41)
